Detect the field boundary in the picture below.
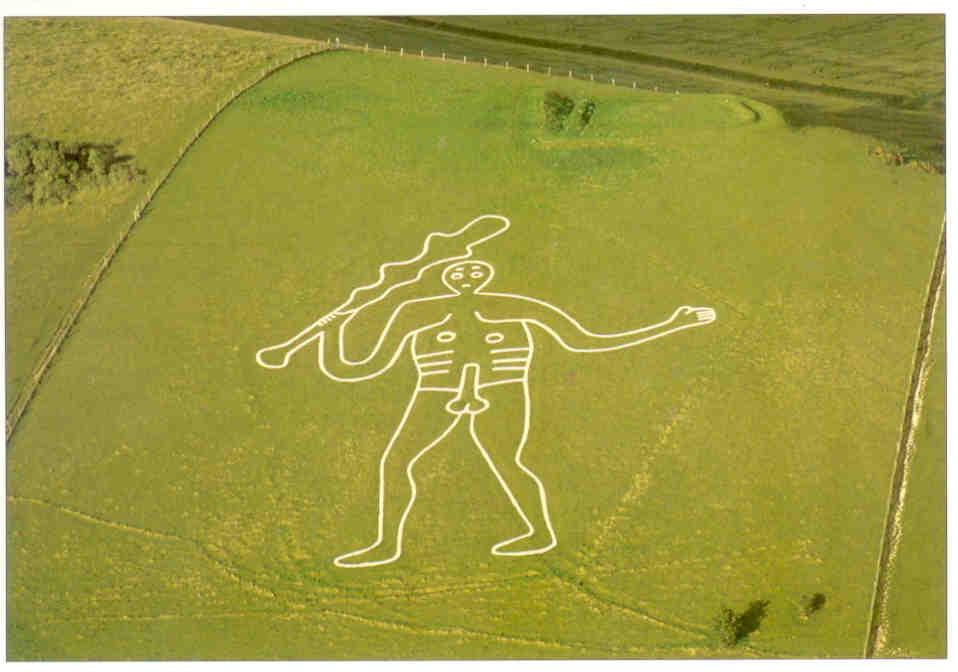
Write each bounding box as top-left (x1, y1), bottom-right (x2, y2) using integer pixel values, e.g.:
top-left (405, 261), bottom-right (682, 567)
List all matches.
top-left (381, 17), bottom-right (916, 107)
top-left (863, 217), bottom-right (946, 657)
top-left (5, 43), bottom-right (331, 442)
top-left (308, 36), bottom-right (698, 92)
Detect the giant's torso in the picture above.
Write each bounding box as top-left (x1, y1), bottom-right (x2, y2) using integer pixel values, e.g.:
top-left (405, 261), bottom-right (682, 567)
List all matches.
top-left (411, 308), bottom-right (532, 390)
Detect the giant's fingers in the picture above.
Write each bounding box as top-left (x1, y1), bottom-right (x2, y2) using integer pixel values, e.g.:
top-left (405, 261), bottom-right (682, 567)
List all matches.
top-left (693, 307), bottom-right (716, 324)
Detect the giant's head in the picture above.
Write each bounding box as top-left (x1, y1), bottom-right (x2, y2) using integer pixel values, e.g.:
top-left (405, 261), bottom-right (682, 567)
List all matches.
top-left (441, 260), bottom-right (495, 294)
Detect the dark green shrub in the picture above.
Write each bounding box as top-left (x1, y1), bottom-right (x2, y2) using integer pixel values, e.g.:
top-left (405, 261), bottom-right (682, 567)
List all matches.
top-left (712, 606), bottom-right (738, 646)
top-left (543, 90), bottom-right (575, 132)
top-left (5, 136), bottom-right (34, 175)
top-left (4, 134), bottom-right (143, 210)
top-left (579, 99), bottom-right (597, 128)
top-left (712, 600), bottom-right (770, 646)
top-left (801, 592), bottom-right (826, 619)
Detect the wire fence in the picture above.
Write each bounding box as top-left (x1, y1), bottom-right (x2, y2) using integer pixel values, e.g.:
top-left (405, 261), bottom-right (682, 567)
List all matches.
top-left (322, 37), bottom-right (679, 95)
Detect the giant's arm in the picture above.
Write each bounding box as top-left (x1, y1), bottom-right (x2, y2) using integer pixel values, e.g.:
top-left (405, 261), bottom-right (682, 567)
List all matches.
top-left (484, 293), bottom-right (715, 352)
top-left (318, 299), bottom-right (449, 382)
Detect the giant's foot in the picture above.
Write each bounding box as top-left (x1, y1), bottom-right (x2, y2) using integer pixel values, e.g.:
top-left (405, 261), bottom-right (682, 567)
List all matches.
top-left (491, 529), bottom-right (557, 557)
top-left (333, 542), bottom-right (400, 568)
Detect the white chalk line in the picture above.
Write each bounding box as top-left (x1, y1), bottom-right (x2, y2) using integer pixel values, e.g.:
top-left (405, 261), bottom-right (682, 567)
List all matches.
top-left (333, 405), bottom-right (464, 569)
top-left (258, 215), bottom-right (716, 567)
top-left (471, 324), bottom-right (558, 557)
top-left (255, 214), bottom-right (511, 369)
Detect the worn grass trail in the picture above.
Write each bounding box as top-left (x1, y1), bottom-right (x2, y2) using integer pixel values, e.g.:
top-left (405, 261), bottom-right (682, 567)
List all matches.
top-left (6, 50), bottom-right (944, 659)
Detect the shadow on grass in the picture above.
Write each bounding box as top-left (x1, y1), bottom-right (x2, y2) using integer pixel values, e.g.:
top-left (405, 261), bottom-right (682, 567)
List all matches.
top-left (735, 599), bottom-right (770, 641)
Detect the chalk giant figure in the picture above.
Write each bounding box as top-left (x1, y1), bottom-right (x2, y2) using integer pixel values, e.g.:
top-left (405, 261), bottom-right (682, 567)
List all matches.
top-left (256, 215), bottom-right (716, 567)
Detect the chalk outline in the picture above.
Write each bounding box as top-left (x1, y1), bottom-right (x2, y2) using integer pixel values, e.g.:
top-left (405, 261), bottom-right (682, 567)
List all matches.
top-left (255, 214), bottom-right (511, 370)
top-left (257, 215), bottom-right (716, 568)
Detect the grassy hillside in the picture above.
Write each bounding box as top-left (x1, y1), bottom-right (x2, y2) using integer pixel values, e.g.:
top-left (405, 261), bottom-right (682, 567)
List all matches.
top-left (432, 15), bottom-right (945, 103)
top-left (878, 289), bottom-right (946, 658)
top-left (186, 16), bottom-right (945, 168)
top-left (4, 18), bottom-right (315, 417)
top-left (7, 49), bottom-right (944, 659)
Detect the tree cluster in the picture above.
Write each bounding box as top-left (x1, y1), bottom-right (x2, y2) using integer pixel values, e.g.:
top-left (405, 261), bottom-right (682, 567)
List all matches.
top-left (543, 91), bottom-right (597, 133)
top-left (5, 134), bottom-right (143, 210)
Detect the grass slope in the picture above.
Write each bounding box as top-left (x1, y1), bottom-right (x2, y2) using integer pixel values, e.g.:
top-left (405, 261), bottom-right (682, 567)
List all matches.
top-left (431, 15), bottom-right (945, 103)
top-left (186, 16), bottom-right (945, 167)
top-left (878, 289), bottom-right (946, 658)
top-left (4, 17), bottom-right (314, 414)
top-left (7, 49), bottom-right (944, 659)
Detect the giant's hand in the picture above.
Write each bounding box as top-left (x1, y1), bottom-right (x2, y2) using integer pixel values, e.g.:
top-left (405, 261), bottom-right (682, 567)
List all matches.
top-left (668, 305), bottom-right (716, 329)
top-left (255, 311), bottom-right (344, 369)
top-left (256, 341), bottom-right (299, 369)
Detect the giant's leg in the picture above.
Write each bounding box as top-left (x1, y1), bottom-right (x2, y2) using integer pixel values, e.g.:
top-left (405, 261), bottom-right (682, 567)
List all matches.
top-left (470, 382), bottom-right (557, 556)
top-left (334, 390), bottom-right (459, 568)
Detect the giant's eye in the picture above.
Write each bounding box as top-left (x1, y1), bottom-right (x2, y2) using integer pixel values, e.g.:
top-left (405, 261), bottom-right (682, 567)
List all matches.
top-left (451, 273), bottom-right (464, 280)
top-left (470, 272), bottom-right (484, 279)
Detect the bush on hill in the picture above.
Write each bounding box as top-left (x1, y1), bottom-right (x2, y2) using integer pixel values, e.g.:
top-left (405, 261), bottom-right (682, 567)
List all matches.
top-left (543, 90), bottom-right (576, 132)
top-left (543, 91), bottom-right (598, 133)
top-left (578, 99), bottom-right (597, 128)
top-left (5, 134), bottom-right (144, 210)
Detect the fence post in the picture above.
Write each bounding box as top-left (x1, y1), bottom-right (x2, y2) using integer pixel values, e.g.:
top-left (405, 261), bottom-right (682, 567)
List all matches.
top-left (400, 47), bottom-right (404, 56)
top-left (526, 63), bottom-right (530, 72)
top-left (421, 49), bottom-right (424, 58)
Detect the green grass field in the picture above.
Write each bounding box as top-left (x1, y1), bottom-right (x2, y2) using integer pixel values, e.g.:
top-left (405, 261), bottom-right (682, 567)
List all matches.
top-left (878, 291), bottom-right (946, 658)
top-left (187, 15), bottom-right (945, 168)
top-left (432, 15), bottom-right (945, 101)
top-left (6, 45), bottom-right (944, 659)
top-left (4, 18), bottom-right (314, 417)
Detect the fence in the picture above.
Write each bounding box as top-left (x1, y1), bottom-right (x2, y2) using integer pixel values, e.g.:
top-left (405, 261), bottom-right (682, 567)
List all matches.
top-left (324, 37), bottom-right (679, 94)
